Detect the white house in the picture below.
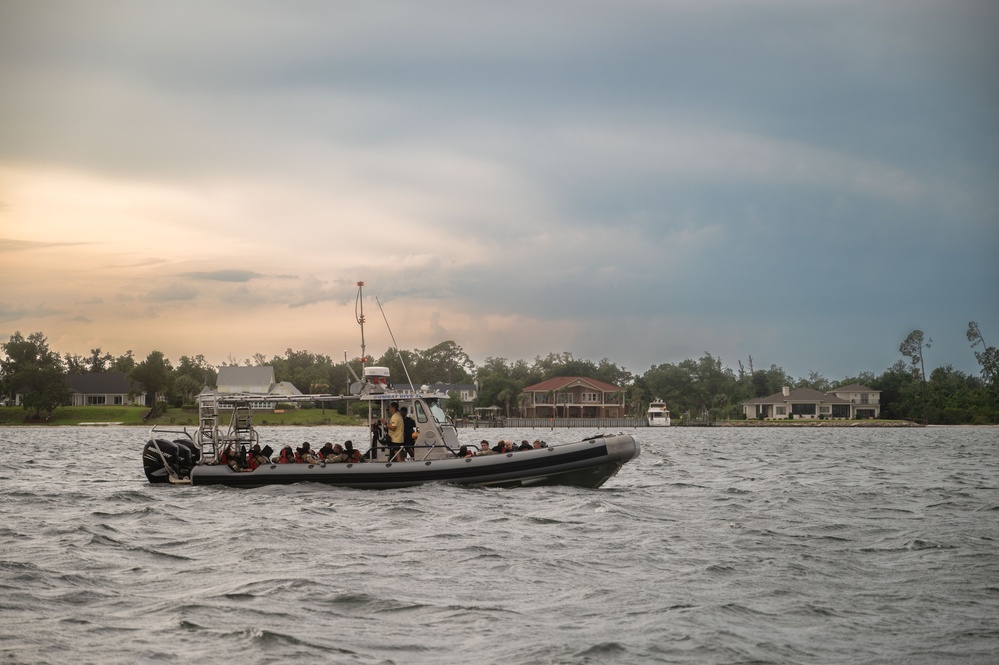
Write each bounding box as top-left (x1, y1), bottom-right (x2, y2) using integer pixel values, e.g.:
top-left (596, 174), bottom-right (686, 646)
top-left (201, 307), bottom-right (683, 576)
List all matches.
top-left (213, 366), bottom-right (302, 409)
top-left (742, 384), bottom-right (881, 420)
top-left (216, 366), bottom-right (276, 394)
top-left (66, 372), bottom-right (145, 406)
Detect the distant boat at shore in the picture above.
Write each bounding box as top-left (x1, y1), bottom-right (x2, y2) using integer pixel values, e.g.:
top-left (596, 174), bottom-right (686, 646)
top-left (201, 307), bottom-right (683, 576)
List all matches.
top-left (646, 400), bottom-right (671, 427)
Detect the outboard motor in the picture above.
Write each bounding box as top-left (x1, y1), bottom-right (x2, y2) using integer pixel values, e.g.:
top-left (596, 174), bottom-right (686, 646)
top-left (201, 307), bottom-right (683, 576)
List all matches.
top-left (143, 438), bottom-right (199, 483)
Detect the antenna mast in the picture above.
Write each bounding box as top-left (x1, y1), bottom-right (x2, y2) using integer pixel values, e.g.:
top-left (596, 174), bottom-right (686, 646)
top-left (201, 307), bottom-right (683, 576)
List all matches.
top-left (355, 281), bottom-right (367, 369)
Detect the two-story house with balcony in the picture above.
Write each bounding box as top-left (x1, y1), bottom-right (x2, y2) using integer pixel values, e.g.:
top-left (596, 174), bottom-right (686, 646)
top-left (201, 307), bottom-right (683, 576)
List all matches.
top-left (520, 376), bottom-right (625, 419)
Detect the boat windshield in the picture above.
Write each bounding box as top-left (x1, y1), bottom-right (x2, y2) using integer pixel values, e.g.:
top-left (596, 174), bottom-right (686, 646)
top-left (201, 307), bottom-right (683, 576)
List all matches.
top-left (427, 399), bottom-right (450, 425)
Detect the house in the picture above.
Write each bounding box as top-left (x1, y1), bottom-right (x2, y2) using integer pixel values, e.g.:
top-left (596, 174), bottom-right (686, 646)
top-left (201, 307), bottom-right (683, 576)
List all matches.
top-left (213, 366), bottom-right (302, 409)
top-left (520, 376), bottom-right (625, 418)
top-left (216, 366), bottom-right (277, 394)
top-left (426, 383), bottom-right (477, 414)
top-left (826, 383), bottom-right (881, 419)
top-left (742, 384), bottom-right (881, 420)
top-left (269, 381), bottom-right (304, 398)
top-left (66, 372), bottom-right (145, 406)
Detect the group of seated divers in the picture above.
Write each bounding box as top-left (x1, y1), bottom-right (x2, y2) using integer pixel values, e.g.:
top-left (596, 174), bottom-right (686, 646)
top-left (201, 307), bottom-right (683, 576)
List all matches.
top-left (217, 437), bottom-right (550, 471)
top-left (218, 440), bottom-right (364, 471)
top-left (456, 439), bottom-right (549, 458)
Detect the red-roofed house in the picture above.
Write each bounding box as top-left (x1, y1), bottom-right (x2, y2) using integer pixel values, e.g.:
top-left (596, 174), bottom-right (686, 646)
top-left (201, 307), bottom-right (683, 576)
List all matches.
top-left (520, 376), bottom-right (625, 419)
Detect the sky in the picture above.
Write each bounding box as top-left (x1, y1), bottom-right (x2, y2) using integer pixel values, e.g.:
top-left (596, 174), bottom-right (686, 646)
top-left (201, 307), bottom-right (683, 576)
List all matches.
top-left (2, 0), bottom-right (997, 383)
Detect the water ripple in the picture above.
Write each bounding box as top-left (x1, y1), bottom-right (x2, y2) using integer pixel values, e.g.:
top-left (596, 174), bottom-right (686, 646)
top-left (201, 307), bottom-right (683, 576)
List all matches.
top-left (0, 425), bottom-right (997, 664)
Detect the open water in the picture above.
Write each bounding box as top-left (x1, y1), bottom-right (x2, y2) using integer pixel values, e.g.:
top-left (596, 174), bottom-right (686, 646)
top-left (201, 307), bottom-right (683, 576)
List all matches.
top-left (1, 425), bottom-right (997, 664)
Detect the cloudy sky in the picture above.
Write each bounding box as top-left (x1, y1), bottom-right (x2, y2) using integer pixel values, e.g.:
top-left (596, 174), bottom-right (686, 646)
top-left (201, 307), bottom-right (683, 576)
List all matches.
top-left (2, 1), bottom-right (997, 382)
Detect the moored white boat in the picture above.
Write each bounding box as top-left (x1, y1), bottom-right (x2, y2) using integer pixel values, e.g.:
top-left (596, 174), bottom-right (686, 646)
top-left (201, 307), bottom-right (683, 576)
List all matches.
top-left (646, 399), bottom-right (671, 427)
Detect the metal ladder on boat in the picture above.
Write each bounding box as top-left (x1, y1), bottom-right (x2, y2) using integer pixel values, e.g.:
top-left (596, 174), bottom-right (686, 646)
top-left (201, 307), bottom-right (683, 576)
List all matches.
top-left (197, 400), bottom-right (219, 462)
top-left (225, 401), bottom-right (258, 451)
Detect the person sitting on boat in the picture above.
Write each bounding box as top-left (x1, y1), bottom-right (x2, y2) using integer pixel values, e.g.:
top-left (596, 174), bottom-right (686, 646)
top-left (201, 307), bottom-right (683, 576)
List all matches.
top-left (219, 444), bottom-right (237, 470)
top-left (477, 440), bottom-right (495, 455)
top-left (343, 440), bottom-right (362, 463)
top-left (325, 443), bottom-right (349, 463)
top-left (220, 444), bottom-right (248, 472)
top-left (532, 440), bottom-right (543, 449)
top-left (248, 444), bottom-right (270, 470)
top-left (319, 442), bottom-right (335, 459)
top-left (457, 445), bottom-right (473, 458)
top-left (299, 442), bottom-right (322, 464)
top-left (518, 440), bottom-right (532, 451)
top-left (491, 440), bottom-right (509, 454)
top-left (277, 446), bottom-right (294, 464)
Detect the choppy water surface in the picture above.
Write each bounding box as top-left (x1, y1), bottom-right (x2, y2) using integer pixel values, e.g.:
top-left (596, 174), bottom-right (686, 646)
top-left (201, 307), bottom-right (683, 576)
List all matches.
top-left (1, 425), bottom-right (997, 664)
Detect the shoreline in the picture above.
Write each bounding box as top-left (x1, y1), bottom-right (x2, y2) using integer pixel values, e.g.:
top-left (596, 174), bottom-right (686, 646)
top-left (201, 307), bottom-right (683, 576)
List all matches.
top-left (1, 420), bottom-right (983, 429)
top-left (711, 420), bottom-right (925, 428)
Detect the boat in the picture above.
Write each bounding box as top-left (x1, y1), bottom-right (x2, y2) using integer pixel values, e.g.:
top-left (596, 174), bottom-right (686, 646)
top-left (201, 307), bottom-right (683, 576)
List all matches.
top-left (142, 380), bottom-right (640, 489)
top-left (646, 399), bottom-right (671, 427)
top-left (141, 283), bottom-right (640, 489)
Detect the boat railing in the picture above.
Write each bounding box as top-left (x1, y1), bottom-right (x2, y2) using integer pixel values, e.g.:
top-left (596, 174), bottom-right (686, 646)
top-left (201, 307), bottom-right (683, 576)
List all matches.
top-left (149, 424), bottom-right (194, 442)
top-left (187, 389), bottom-right (461, 464)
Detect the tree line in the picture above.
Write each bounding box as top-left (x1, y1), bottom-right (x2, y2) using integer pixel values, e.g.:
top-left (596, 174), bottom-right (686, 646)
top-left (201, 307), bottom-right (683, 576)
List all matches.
top-left (1, 324), bottom-right (996, 424)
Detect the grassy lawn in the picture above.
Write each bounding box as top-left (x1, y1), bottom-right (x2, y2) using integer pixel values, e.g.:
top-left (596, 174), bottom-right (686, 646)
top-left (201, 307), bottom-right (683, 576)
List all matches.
top-left (0, 406), bottom-right (364, 427)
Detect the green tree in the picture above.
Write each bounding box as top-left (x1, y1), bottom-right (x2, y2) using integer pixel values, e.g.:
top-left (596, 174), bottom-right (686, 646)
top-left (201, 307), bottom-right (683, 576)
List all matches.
top-left (593, 358), bottom-right (633, 387)
top-left (475, 357), bottom-right (520, 413)
top-left (172, 354), bottom-right (216, 405)
top-left (873, 360), bottom-right (919, 420)
top-left (63, 352), bottom-right (88, 375)
top-left (0, 332), bottom-right (72, 419)
top-left (412, 340), bottom-right (475, 384)
top-left (966, 321), bottom-right (998, 386)
top-left (750, 370), bottom-right (771, 398)
top-left (111, 350), bottom-right (136, 374)
top-left (131, 351), bottom-right (173, 415)
top-left (173, 375), bottom-right (203, 405)
top-left (531, 352), bottom-right (598, 381)
top-left (446, 390), bottom-right (464, 419)
top-left (900, 329), bottom-right (931, 420)
top-left (796, 370), bottom-right (830, 392)
top-left (87, 348), bottom-right (114, 372)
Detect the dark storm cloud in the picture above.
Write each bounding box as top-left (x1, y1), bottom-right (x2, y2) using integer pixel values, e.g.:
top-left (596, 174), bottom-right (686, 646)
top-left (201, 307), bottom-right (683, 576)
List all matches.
top-left (1, 0), bottom-right (996, 378)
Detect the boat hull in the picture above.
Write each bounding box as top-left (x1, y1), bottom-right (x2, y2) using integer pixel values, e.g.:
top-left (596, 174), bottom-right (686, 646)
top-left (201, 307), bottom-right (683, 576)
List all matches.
top-left (188, 434), bottom-right (640, 489)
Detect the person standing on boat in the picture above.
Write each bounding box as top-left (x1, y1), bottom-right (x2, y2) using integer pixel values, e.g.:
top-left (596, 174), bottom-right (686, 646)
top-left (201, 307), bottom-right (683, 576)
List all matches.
top-left (400, 405), bottom-right (417, 460)
top-left (382, 401), bottom-right (405, 461)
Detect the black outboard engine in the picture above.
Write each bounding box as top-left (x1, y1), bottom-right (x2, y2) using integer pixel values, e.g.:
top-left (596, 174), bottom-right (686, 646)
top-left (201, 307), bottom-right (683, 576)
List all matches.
top-left (143, 438), bottom-right (200, 483)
